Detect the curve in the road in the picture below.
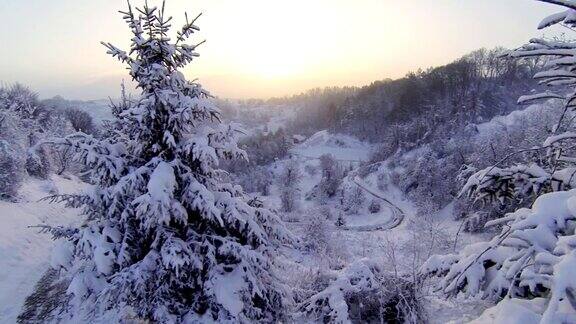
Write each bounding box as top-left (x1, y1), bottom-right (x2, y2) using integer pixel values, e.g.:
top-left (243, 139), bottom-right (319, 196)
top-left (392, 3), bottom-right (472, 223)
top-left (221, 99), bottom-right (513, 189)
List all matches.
top-left (342, 177), bottom-right (404, 232)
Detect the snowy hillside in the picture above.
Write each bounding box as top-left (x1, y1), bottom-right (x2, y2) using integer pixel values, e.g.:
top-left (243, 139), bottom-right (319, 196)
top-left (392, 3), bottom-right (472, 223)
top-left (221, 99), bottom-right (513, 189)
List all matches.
top-left (72, 99), bottom-right (113, 122)
top-left (291, 130), bottom-right (373, 162)
top-left (0, 176), bottom-right (86, 323)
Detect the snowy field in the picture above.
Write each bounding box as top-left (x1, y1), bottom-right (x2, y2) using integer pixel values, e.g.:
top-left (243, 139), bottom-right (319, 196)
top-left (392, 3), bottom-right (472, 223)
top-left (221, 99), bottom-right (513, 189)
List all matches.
top-left (0, 176), bottom-right (86, 323)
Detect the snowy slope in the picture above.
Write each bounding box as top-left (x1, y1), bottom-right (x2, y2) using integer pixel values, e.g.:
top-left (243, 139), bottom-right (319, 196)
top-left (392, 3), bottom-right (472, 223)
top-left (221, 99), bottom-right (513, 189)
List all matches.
top-left (229, 102), bottom-right (298, 138)
top-left (291, 130), bottom-right (373, 162)
top-left (474, 101), bottom-right (561, 139)
top-left (0, 176), bottom-right (86, 323)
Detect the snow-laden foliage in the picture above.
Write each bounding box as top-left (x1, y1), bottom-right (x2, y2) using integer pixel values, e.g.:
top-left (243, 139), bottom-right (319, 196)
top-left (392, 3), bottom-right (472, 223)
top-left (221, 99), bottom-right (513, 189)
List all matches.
top-left (299, 259), bottom-right (422, 323)
top-left (45, 2), bottom-right (291, 322)
top-left (426, 1), bottom-right (576, 321)
top-left (299, 259), bottom-right (381, 323)
top-left (460, 163), bottom-right (554, 204)
top-left (423, 190), bottom-right (576, 322)
top-left (0, 83), bottom-right (41, 120)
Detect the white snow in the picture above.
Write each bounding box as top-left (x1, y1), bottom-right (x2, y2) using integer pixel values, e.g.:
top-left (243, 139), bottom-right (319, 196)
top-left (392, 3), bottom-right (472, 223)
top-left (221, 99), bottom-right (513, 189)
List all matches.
top-left (148, 161), bottom-right (176, 199)
top-left (470, 298), bottom-right (547, 324)
top-left (517, 92), bottom-right (564, 104)
top-left (291, 130), bottom-right (373, 162)
top-left (0, 175), bottom-right (86, 323)
top-left (544, 131), bottom-right (576, 146)
top-left (213, 268), bottom-right (246, 317)
top-left (475, 103), bottom-right (558, 136)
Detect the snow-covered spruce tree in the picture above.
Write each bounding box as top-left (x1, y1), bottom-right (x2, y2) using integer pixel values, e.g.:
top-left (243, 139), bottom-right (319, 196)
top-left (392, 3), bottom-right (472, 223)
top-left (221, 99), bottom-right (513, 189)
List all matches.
top-left (423, 1), bottom-right (576, 321)
top-left (45, 2), bottom-right (291, 322)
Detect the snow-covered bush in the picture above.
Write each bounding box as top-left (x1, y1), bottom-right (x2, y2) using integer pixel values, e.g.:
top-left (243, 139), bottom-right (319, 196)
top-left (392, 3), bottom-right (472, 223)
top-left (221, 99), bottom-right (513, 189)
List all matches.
top-left (394, 147), bottom-right (461, 215)
top-left (0, 85), bottom-right (48, 181)
top-left (0, 140), bottom-right (23, 199)
top-left (299, 259), bottom-right (381, 323)
top-left (40, 3), bottom-right (292, 322)
top-left (25, 149), bottom-right (51, 179)
top-left (368, 199), bottom-right (381, 214)
top-left (290, 267), bottom-right (333, 304)
top-left (0, 83), bottom-right (41, 120)
top-left (302, 211), bottom-right (331, 253)
top-left (299, 206), bottom-right (348, 270)
top-left (299, 259), bottom-right (423, 323)
top-left (281, 186), bottom-right (301, 213)
top-left (226, 128), bottom-right (292, 173)
top-left (63, 107), bottom-right (97, 135)
top-left (307, 154), bottom-right (345, 202)
top-left (0, 109), bottom-right (26, 200)
top-left (317, 154), bottom-right (344, 198)
top-left (44, 114), bottom-right (77, 175)
top-left (341, 184), bottom-right (365, 214)
top-left (0, 83), bottom-right (79, 180)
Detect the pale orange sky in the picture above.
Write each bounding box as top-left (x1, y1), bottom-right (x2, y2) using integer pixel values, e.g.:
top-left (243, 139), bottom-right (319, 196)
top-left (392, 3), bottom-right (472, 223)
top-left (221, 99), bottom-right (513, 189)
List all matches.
top-left (0, 0), bottom-right (561, 100)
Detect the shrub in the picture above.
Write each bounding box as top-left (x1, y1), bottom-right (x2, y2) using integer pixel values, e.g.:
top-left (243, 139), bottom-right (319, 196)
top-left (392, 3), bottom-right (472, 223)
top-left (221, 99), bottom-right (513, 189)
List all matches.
top-left (0, 140), bottom-right (23, 199)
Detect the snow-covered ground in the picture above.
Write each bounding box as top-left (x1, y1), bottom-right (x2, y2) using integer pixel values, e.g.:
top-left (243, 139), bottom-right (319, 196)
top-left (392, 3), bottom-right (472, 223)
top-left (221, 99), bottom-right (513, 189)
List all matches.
top-left (291, 130), bottom-right (373, 162)
top-left (0, 176), bottom-right (86, 323)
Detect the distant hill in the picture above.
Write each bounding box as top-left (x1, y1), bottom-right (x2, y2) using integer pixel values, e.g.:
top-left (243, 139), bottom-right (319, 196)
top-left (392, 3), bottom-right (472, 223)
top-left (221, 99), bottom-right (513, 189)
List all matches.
top-left (41, 96), bottom-right (113, 124)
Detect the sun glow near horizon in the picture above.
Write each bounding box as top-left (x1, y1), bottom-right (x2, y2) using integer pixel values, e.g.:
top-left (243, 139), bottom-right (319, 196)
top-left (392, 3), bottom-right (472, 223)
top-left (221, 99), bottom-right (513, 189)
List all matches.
top-left (0, 0), bottom-right (559, 100)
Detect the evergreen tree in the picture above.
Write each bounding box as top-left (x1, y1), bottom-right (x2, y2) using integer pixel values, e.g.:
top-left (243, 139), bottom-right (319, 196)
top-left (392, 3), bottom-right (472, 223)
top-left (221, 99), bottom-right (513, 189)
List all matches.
top-left (46, 2), bottom-right (291, 322)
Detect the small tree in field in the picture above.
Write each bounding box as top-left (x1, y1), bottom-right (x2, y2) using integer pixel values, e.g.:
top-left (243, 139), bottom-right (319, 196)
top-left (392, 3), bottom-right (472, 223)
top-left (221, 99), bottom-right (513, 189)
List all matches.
top-left (45, 2), bottom-right (291, 322)
top-left (279, 158), bottom-right (302, 212)
top-left (316, 154), bottom-right (343, 200)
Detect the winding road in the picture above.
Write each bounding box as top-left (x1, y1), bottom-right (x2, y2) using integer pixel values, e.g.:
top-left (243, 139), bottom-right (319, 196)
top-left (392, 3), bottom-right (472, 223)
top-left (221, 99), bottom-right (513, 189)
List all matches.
top-left (290, 150), bottom-right (404, 232)
top-left (342, 177), bottom-right (405, 232)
